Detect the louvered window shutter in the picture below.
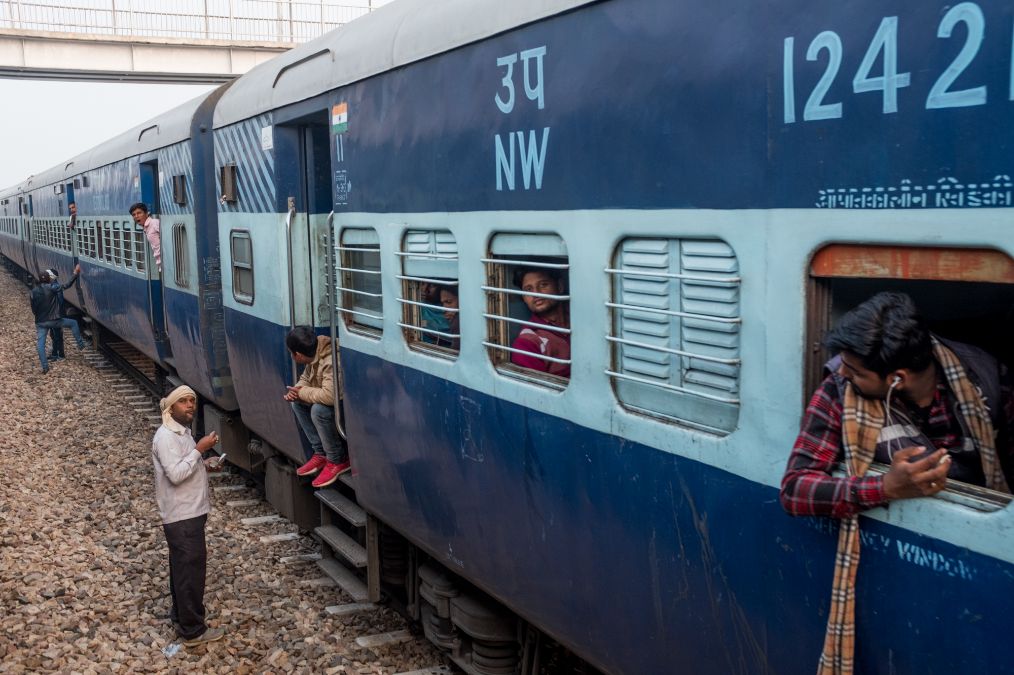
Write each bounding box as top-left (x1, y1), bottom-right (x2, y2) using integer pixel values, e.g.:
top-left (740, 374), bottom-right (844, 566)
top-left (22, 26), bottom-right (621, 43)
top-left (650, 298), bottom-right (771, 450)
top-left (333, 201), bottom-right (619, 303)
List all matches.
top-left (609, 238), bottom-right (741, 433)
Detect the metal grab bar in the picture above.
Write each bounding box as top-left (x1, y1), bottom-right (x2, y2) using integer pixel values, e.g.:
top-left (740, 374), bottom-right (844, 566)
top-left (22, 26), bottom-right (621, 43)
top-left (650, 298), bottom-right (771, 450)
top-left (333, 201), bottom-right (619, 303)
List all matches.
top-left (395, 274), bottom-right (459, 285)
top-left (482, 313), bottom-right (570, 334)
top-left (605, 370), bottom-right (740, 405)
top-left (397, 298), bottom-right (460, 313)
top-left (394, 251), bottom-right (459, 260)
top-left (481, 258), bottom-right (570, 269)
top-left (397, 323), bottom-right (460, 340)
top-left (481, 285), bottom-right (570, 301)
top-left (483, 342), bottom-right (572, 365)
top-left (605, 302), bottom-right (741, 324)
top-left (285, 202), bottom-right (296, 385)
top-left (605, 267), bottom-right (741, 284)
top-left (605, 335), bottom-right (741, 365)
top-left (325, 211), bottom-right (346, 441)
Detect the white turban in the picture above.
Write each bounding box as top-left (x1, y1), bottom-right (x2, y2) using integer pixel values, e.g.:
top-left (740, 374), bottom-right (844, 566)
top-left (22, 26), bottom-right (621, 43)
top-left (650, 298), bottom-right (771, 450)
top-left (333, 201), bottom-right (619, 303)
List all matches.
top-left (160, 385), bottom-right (197, 425)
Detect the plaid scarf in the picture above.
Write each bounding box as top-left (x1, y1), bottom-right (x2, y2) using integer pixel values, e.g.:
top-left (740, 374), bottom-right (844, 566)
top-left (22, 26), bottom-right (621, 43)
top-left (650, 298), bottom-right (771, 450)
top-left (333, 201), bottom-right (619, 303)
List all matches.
top-left (817, 338), bottom-right (1009, 674)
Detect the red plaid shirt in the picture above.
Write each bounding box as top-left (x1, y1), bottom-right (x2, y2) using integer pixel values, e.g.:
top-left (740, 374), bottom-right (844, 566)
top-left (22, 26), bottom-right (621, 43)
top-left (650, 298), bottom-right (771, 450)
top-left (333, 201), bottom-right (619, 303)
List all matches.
top-left (781, 369), bottom-right (1014, 518)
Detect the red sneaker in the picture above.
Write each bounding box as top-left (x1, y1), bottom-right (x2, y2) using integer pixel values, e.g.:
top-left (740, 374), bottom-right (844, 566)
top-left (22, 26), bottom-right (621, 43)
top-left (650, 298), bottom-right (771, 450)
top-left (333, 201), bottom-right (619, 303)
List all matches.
top-left (311, 460), bottom-right (351, 488)
top-left (296, 454), bottom-right (327, 477)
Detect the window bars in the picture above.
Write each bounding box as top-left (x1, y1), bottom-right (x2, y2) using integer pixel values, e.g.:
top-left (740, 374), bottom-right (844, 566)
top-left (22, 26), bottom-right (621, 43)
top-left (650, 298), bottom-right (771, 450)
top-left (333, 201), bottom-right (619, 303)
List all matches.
top-left (336, 228), bottom-right (383, 332)
top-left (396, 230), bottom-right (459, 351)
top-left (481, 256), bottom-right (572, 370)
top-left (606, 238), bottom-right (742, 432)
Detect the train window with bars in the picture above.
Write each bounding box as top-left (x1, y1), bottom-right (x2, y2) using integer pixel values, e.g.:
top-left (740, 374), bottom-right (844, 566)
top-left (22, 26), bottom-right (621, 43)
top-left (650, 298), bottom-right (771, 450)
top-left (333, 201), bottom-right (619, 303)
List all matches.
top-left (134, 225), bottom-right (146, 272)
top-left (607, 238), bottom-right (741, 434)
top-left (398, 230), bottom-right (459, 356)
top-left (112, 222), bottom-right (123, 266)
top-left (337, 227), bottom-right (383, 335)
top-left (483, 233), bottom-right (571, 387)
top-left (230, 230), bottom-right (254, 304)
top-left (172, 223), bottom-right (189, 287)
top-left (123, 224), bottom-right (134, 270)
top-left (102, 222), bottom-right (112, 264)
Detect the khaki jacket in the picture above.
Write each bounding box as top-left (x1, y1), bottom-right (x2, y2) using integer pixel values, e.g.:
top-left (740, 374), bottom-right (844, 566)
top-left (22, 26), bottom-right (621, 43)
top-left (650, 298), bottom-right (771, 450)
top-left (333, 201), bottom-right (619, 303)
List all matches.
top-left (296, 335), bottom-right (341, 406)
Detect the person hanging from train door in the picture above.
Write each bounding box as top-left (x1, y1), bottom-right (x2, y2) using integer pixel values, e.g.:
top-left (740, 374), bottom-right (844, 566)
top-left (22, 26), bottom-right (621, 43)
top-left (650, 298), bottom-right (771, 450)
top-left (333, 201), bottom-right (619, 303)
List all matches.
top-left (30, 265), bottom-right (83, 373)
top-left (285, 326), bottom-right (350, 488)
top-left (45, 266), bottom-right (86, 362)
top-left (510, 267), bottom-right (571, 378)
top-left (129, 202), bottom-right (161, 272)
top-left (152, 385), bottom-right (226, 647)
top-left (779, 292), bottom-right (1014, 674)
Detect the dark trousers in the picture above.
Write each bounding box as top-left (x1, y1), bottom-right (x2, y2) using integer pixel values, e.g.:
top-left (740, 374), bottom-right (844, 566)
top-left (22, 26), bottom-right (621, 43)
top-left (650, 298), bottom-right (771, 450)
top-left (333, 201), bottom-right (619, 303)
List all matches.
top-left (162, 514), bottom-right (208, 640)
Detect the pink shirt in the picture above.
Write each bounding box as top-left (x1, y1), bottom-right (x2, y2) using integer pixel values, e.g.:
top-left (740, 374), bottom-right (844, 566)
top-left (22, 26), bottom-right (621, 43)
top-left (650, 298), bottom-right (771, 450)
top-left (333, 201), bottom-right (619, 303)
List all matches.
top-left (510, 314), bottom-right (571, 377)
top-left (143, 216), bottom-right (162, 271)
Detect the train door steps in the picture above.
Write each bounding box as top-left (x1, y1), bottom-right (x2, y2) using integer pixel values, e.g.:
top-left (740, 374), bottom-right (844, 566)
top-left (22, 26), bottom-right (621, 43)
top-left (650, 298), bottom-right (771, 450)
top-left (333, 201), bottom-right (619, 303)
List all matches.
top-left (339, 472), bottom-right (357, 489)
top-left (315, 488), bottom-right (367, 527)
top-left (316, 556), bottom-right (369, 603)
top-left (314, 525), bottom-right (368, 568)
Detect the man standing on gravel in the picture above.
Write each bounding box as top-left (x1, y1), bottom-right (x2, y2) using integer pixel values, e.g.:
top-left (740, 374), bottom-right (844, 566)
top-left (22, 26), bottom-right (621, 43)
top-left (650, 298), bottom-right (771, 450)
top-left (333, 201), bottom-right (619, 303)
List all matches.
top-left (152, 385), bottom-right (225, 647)
top-left (30, 265), bottom-right (82, 374)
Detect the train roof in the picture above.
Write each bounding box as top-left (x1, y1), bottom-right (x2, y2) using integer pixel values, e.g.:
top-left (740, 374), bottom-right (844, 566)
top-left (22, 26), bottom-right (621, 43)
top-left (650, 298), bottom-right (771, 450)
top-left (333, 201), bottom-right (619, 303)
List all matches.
top-left (20, 88), bottom-right (221, 192)
top-left (214, 0), bottom-right (595, 128)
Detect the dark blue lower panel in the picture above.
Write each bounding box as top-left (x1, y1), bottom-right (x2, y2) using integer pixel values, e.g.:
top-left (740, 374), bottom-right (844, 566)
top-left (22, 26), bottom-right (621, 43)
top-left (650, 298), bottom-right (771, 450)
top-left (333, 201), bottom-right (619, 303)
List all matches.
top-left (222, 307), bottom-right (307, 461)
top-left (76, 262), bottom-right (167, 363)
top-left (164, 287), bottom-right (236, 410)
top-left (342, 352), bottom-right (1013, 675)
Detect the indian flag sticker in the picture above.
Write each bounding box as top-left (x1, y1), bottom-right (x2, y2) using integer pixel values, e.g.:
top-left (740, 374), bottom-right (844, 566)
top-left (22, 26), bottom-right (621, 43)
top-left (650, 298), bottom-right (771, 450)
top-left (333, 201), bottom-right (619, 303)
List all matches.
top-left (332, 103), bottom-right (348, 134)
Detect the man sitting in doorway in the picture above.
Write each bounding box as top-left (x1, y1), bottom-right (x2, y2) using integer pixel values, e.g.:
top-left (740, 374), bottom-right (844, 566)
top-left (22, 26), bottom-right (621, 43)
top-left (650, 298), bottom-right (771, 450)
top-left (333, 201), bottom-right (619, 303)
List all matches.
top-left (129, 202), bottom-right (161, 272)
top-left (285, 326), bottom-right (349, 488)
top-left (510, 267), bottom-right (571, 378)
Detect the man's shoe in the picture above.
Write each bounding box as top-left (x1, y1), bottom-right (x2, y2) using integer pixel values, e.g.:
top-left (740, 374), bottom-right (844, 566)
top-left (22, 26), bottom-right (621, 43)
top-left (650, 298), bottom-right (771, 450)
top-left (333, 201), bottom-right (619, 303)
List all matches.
top-left (41, 366), bottom-right (49, 374)
top-left (312, 461), bottom-right (349, 488)
top-left (48, 354), bottom-right (64, 361)
top-left (182, 627), bottom-right (225, 647)
top-left (296, 454), bottom-right (327, 477)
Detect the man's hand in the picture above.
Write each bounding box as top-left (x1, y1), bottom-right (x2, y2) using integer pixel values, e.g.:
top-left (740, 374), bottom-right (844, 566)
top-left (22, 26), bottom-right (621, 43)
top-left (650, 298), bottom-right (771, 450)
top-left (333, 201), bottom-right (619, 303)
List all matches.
top-left (73, 264), bottom-right (80, 275)
top-left (196, 431), bottom-right (219, 453)
top-left (283, 385), bottom-right (302, 402)
top-left (882, 447), bottom-right (951, 501)
top-left (203, 456), bottom-right (224, 472)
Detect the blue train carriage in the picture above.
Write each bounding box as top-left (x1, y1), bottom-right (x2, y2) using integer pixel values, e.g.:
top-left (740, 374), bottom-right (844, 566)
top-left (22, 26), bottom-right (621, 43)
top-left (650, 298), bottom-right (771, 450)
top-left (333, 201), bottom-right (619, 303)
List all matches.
top-left (67, 90), bottom-right (236, 412)
top-left (284, 0), bottom-right (1013, 673)
top-left (212, 61), bottom-right (337, 472)
top-left (0, 181), bottom-right (29, 276)
top-left (19, 157), bottom-right (89, 298)
top-left (154, 84), bottom-right (240, 419)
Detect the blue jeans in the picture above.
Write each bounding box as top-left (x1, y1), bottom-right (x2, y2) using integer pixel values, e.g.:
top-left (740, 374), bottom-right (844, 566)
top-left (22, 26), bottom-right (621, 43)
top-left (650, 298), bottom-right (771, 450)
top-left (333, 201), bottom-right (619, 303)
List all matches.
top-left (49, 318), bottom-right (85, 356)
top-left (35, 320), bottom-right (61, 370)
top-left (291, 401), bottom-right (346, 464)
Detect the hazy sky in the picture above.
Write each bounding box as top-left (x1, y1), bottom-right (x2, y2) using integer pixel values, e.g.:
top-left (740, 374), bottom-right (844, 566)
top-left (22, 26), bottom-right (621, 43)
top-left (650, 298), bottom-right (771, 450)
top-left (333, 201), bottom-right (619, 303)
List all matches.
top-left (0, 0), bottom-right (393, 189)
top-left (0, 80), bottom-right (217, 188)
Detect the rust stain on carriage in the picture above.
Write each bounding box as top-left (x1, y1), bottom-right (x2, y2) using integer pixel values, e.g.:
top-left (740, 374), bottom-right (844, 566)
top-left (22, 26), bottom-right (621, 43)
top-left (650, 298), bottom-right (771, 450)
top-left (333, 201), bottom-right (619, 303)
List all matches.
top-left (811, 245), bottom-right (1014, 283)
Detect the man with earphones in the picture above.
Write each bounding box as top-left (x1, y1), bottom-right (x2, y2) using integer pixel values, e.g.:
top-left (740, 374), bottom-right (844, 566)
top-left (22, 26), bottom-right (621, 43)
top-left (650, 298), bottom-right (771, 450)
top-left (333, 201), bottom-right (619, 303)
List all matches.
top-left (781, 291), bottom-right (1013, 518)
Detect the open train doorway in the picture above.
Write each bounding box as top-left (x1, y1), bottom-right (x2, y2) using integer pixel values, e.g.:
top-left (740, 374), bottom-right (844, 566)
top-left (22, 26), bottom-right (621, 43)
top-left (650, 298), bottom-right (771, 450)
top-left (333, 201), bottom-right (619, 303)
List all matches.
top-left (274, 110), bottom-right (333, 335)
top-left (138, 156), bottom-right (171, 358)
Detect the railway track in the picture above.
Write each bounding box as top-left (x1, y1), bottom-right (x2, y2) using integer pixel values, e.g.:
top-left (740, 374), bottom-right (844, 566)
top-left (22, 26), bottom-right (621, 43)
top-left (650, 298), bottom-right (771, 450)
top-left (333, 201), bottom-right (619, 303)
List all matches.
top-left (1, 265), bottom-right (453, 673)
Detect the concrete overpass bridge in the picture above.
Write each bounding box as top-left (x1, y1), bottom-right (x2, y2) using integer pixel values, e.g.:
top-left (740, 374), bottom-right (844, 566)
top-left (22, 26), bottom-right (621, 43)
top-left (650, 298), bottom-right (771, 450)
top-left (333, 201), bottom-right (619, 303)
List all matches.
top-left (0, 0), bottom-right (380, 83)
